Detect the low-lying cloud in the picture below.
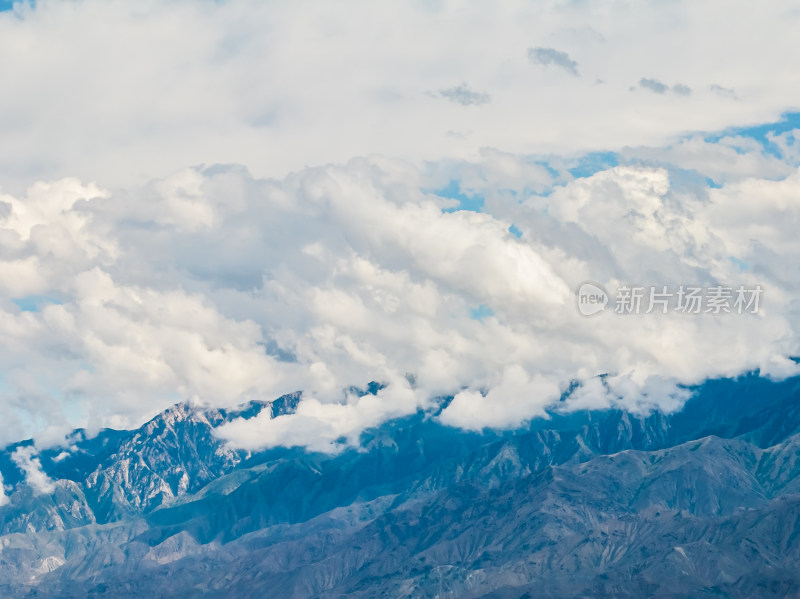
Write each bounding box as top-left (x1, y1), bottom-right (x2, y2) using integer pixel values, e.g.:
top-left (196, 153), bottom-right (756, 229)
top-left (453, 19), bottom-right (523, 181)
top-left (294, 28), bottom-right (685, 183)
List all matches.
top-left (11, 446), bottom-right (56, 494)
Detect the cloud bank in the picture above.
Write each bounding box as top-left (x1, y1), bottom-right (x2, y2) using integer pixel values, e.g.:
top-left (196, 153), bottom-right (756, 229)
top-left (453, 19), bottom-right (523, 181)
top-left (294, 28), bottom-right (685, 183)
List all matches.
top-left (1, 141), bottom-right (799, 450)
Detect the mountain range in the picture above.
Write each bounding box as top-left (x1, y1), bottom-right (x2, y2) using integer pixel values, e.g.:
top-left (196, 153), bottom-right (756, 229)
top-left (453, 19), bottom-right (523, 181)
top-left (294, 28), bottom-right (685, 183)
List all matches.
top-left (1, 375), bottom-right (800, 598)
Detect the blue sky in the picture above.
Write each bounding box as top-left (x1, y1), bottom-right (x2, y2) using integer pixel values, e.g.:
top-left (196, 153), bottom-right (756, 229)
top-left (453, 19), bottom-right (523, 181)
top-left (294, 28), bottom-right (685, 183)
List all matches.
top-left (11, 295), bottom-right (62, 312)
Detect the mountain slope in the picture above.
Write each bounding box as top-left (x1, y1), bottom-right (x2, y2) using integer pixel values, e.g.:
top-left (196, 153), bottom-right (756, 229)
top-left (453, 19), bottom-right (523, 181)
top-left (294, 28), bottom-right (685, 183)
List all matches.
top-left (1, 377), bottom-right (799, 598)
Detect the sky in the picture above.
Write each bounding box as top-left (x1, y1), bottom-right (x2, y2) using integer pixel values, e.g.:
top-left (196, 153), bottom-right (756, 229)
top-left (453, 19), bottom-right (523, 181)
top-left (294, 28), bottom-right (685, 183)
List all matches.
top-left (1, 0), bottom-right (800, 452)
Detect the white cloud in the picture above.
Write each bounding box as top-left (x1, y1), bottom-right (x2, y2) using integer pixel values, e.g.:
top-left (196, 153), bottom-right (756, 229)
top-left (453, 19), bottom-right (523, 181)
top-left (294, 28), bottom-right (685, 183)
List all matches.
top-left (0, 178), bottom-right (115, 297)
top-left (621, 135), bottom-right (795, 184)
top-left (1, 0), bottom-right (800, 191)
top-left (11, 446), bottom-right (55, 495)
top-left (439, 366), bottom-right (561, 431)
top-left (1, 154), bottom-right (800, 450)
top-left (0, 470), bottom-right (8, 506)
top-left (1, 0), bottom-right (800, 451)
top-left (1, 151), bottom-right (800, 450)
top-left (217, 377), bottom-right (423, 453)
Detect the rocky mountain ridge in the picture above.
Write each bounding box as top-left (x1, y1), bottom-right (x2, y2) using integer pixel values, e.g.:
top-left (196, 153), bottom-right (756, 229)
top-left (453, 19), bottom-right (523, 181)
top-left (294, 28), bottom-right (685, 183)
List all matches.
top-left (0, 377), bottom-right (799, 598)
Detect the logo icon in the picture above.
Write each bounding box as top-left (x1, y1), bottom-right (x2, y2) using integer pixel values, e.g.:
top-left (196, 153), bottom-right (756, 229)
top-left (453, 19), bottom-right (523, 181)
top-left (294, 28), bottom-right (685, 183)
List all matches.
top-left (576, 282), bottom-right (608, 316)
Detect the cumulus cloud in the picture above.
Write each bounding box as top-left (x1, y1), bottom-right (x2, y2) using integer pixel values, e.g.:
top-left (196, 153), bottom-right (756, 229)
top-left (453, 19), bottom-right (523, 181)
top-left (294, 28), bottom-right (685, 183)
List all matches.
top-left (0, 470), bottom-right (8, 506)
top-left (527, 47), bottom-right (580, 76)
top-left (0, 144), bottom-right (800, 450)
top-left (217, 377), bottom-right (423, 453)
top-left (438, 366), bottom-right (561, 431)
top-left (437, 83), bottom-right (491, 106)
top-left (2, 0), bottom-right (800, 452)
top-left (0, 148), bottom-right (799, 449)
top-left (11, 446), bottom-right (55, 495)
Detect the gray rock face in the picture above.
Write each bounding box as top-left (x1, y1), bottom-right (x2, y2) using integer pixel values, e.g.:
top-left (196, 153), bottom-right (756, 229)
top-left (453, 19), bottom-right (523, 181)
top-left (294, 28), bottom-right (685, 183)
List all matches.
top-left (1, 378), bottom-right (799, 598)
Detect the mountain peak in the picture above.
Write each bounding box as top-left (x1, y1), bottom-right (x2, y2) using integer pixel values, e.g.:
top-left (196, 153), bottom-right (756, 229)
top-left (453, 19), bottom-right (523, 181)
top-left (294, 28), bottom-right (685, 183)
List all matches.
top-left (1, 379), bottom-right (799, 597)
